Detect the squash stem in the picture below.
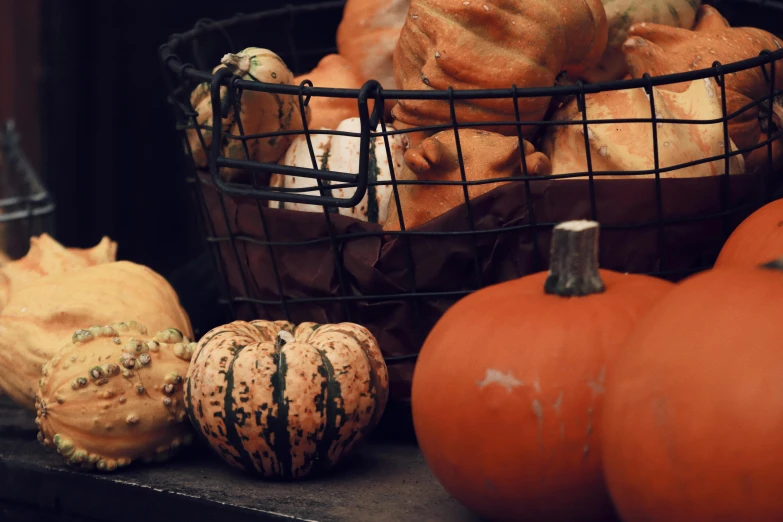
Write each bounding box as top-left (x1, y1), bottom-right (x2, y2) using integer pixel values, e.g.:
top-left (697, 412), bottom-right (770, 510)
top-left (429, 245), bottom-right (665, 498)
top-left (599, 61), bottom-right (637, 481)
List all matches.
top-left (544, 220), bottom-right (606, 297)
top-left (220, 52), bottom-right (252, 75)
top-left (275, 330), bottom-right (295, 350)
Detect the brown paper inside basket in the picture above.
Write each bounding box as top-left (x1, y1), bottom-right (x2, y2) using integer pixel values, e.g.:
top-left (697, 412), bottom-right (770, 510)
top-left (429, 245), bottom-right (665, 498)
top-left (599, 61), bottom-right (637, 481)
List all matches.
top-left (198, 171), bottom-right (779, 404)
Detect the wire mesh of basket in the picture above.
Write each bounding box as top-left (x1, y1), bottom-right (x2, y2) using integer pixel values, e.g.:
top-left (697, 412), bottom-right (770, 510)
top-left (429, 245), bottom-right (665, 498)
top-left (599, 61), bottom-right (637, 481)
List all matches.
top-left (160, 0), bottom-right (783, 399)
top-left (0, 120), bottom-right (56, 261)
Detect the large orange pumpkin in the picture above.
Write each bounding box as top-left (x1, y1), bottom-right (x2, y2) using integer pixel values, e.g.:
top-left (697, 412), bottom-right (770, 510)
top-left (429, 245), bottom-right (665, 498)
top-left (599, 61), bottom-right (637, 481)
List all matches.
top-left (715, 198), bottom-right (783, 269)
top-left (601, 257), bottom-right (783, 521)
top-left (411, 220), bottom-right (673, 522)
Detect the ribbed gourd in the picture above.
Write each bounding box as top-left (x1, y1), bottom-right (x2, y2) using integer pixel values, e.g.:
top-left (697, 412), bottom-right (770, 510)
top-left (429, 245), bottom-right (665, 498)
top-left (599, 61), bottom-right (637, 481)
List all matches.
top-left (35, 322), bottom-right (197, 471)
top-left (185, 320), bottom-right (389, 479)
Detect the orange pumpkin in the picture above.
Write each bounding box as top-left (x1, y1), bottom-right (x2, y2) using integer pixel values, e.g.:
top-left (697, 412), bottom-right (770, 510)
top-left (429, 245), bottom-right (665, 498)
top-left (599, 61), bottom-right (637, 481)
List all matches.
top-left (602, 257), bottom-right (783, 521)
top-left (715, 198), bottom-right (783, 269)
top-left (392, 0), bottom-right (608, 142)
top-left (622, 5), bottom-right (783, 175)
top-left (411, 220), bottom-right (673, 522)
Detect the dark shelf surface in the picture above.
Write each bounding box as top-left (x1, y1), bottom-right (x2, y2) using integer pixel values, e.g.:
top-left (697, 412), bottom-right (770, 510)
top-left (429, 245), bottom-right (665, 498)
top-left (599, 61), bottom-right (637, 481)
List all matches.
top-left (0, 398), bottom-right (476, 522)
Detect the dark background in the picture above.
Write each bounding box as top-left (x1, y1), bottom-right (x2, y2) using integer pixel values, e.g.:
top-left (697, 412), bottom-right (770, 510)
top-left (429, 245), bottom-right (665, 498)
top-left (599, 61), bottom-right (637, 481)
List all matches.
top-left (39, 0), bottom-right (340, 274)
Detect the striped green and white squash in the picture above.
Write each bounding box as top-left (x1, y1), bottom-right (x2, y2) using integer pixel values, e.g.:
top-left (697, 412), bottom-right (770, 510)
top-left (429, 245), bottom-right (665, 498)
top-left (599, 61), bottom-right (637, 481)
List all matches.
top-left (184, 319), bottom-right (389, 479)
top-left (186, 47), bottom-right (310, 182)
top-left (583, 0), bottom-right (702, 82)
top-left (268, 117), bottom-right (407, 224)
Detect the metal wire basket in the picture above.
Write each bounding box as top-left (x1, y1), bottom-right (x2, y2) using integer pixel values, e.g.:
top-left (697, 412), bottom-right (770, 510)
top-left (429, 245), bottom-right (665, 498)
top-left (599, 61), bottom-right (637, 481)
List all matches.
top-left (0, 120), bottom-right (56, 261)
top-left (160, 0), bottom-right (783, 402)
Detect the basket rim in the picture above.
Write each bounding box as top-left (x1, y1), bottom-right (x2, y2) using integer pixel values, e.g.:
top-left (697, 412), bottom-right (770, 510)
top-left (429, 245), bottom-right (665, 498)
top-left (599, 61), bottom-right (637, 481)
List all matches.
top-left (158, 0), bottom-right (783, 101)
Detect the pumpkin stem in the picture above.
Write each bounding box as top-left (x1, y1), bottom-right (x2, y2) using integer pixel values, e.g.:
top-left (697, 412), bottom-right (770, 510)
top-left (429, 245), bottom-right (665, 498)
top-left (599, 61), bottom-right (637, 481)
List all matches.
top-left (220, 52), bottom-right (252, 76)
top-left (275, 330), bottom-right (295, 350)
top-left (544, 220), bottom-right (606, 297)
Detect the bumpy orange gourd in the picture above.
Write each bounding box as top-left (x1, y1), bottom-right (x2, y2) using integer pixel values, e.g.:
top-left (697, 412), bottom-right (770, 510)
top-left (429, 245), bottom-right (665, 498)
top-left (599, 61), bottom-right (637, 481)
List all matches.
top-left (392, 0), bottom-right (608, 142)
top-left (0, 234), bottom-right (117, 310)
top-left (540, 77), bottom-right (746, 178)
top-left (383, 129), bottom-right (551, 231)
top-left (293, 54), bottom-right (368, 130)
top-left (602, 258), bottom-right (783, 521)
top-left (0, 261), bottom-right (192, 409)
top-left (622, 5), bottom-right (783, 174)
top-left (186, 320), bottom-right (389, 479)
top-left (412, 220), bottom-right (673, 522)
top-left (36, 322), bottom-right (197, 471)
top-left (187, 47), bottom-right (310, 182)
top-left (715, 198), bottom-right (783, 268)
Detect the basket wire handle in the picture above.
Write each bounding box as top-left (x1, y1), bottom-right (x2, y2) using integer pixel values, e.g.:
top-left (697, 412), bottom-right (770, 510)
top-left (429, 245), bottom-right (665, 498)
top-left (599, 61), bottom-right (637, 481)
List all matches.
top-left (511, 83), bottom-right (543, 272)
top-left (759, 49), bottom-right (776, 205)
top-left (375, 86), bottom-right (421, 364)
top-left (209, 66), bottom-right (257, 317)
top-left (297, 79), bottom-right (353, 322)
top-left (447, 86), bottom-right (484, 290)
top-left (711, 60), bottom-right (735, 242)
top-left (378, 86), bottom-right (408, 234)
top-left (230, 75), bottom-right (290, 320)
top-left (297, 79), bottom-right (334, 204)
top-left (642, 72), bottom-right (668, 273)
top-left (575, 80), bottom-right (598, 222)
